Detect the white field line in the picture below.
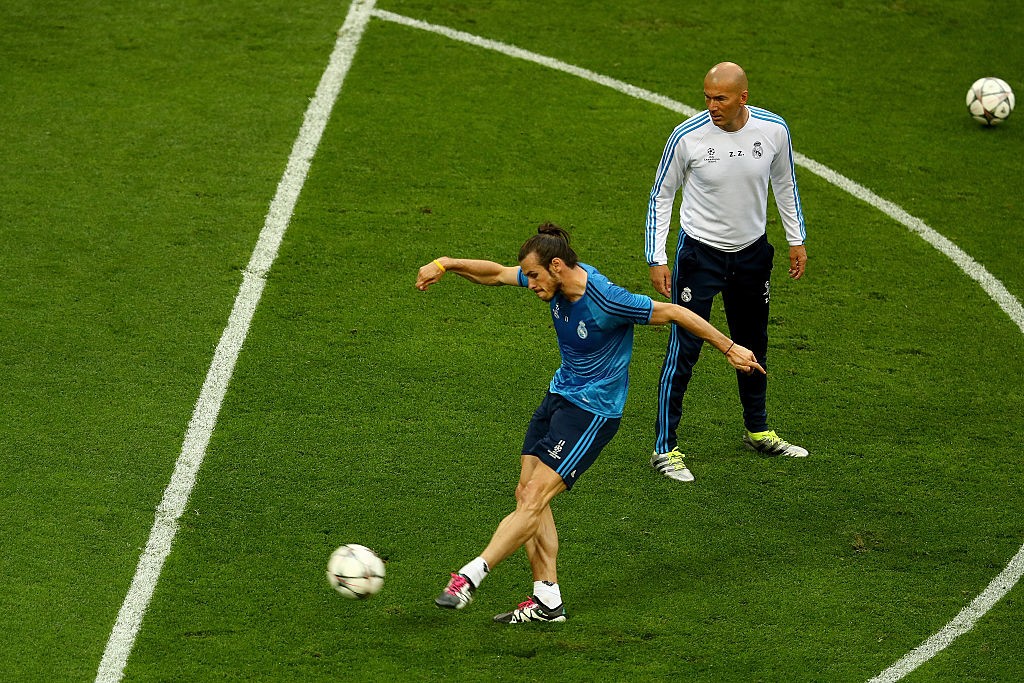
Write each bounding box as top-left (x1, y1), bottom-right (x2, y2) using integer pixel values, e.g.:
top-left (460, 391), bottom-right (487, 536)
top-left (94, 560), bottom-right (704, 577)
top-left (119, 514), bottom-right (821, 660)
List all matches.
top-left (94, 2), bottom-right (377, 681)
top-left (869, 545), bottom-right (1024, 682)
top-left (372, 8), bottom-right (1024, 338)
top-left (794, 156), bottom-right (1024, 335)
top-left (372, 8), bottom-right (1024, 681)
top-left (372, 9), bottom-right (702, 119)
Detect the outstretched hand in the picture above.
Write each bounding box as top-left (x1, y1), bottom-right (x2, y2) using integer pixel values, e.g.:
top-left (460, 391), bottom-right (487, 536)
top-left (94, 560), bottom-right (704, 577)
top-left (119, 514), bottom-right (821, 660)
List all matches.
top-left (725, 343), bottom-right (766, 375)
top-left (416, 261), bottom-right (446, 291)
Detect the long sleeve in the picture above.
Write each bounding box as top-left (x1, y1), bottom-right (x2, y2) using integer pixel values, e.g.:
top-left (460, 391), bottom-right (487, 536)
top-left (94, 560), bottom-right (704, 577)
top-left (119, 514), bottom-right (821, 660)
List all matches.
top-left (644, 133), bottom-right (686, 266)
top-left (769, 126), bottom-right (806, 246)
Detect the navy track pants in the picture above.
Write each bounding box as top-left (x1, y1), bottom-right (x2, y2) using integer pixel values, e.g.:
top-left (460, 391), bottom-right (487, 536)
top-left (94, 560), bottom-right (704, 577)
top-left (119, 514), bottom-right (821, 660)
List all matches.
top-left (654, 233), bottom-right (774, 454)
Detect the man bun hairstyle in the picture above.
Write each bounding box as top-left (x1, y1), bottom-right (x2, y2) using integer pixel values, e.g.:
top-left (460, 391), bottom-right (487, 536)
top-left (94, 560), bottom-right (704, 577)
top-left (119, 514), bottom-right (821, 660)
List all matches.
top-left (518, 221), bottom-right (579, 269)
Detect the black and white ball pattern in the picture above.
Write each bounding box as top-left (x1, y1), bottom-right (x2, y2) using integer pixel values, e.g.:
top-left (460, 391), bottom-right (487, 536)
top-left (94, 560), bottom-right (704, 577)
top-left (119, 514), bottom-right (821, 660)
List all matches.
top-left (326, 544), bottom-right (385, 599)
top-left (966, 77), bottom-right (1015, 126)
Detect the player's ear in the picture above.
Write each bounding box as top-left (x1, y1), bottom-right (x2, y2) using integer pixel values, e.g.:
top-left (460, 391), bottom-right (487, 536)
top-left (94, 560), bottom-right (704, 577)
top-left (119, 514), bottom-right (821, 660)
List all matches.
top-left (548, 257), bottom-right (563, 273)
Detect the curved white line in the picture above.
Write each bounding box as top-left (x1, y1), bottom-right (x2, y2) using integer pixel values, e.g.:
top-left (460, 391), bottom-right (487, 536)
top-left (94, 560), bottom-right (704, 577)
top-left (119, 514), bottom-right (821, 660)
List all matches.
top-left (794, 156), bottom-right (1024, 335)
top-left (870, 546), bottom-right (1024, 682)
top-left (370, 8), bottom-right (1024, 680)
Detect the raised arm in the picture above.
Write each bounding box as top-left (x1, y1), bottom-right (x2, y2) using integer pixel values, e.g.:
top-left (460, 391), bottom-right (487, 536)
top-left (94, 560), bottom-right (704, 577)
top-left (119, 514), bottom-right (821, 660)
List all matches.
top-left (648, 301), bottom-right (765, 375)
top-left (416, 256), bottom-right (521, 291)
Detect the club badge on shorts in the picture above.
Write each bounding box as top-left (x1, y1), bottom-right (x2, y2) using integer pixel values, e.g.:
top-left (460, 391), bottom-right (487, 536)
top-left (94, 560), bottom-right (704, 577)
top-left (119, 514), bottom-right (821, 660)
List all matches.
top-left (680, 287), bottom-right (692, 303)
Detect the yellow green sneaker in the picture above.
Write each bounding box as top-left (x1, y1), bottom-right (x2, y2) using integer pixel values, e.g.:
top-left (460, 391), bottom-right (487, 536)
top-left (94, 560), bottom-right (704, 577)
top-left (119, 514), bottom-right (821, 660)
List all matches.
top-left (743, 430), bottom-right (808, 458)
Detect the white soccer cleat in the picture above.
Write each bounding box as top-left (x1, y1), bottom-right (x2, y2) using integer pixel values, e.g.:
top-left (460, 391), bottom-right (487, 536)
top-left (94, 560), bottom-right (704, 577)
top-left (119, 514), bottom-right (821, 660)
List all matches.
top-left (493, 596), bottom-right (567, 624)
top-left (434, 573), bottom-right (476, 609)
top-left (650, 447), bottom-right (695, 482)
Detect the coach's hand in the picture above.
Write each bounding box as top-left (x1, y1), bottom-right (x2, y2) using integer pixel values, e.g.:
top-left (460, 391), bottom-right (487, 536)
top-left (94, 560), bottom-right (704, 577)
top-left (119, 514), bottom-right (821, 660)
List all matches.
top-left (788, 245), bottom-right (807, 280)
top-left (649, 264), bottom-right (672, 298)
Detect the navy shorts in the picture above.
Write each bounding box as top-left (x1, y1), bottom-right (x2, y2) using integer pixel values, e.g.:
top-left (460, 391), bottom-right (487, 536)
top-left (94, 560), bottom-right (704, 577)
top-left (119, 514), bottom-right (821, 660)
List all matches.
top-left (522, 392), bottom-right (621, 490)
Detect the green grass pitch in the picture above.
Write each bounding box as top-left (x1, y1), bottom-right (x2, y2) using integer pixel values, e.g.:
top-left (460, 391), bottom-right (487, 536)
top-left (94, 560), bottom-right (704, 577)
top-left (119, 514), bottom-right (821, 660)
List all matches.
top-left (2, 0), bottom-right (1023, 680)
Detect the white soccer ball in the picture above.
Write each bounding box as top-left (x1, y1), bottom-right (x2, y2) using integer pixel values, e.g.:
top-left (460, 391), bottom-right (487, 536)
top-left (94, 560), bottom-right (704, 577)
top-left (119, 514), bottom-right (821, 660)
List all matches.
top-left (966, 77), bottom-right (1015, 126)
top-left (326, 544), bottom-right (385, 599)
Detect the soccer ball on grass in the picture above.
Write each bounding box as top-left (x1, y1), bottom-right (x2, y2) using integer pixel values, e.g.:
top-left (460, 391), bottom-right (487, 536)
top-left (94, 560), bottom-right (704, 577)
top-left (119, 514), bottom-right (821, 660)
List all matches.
top-left (326, 544), bottom-right (385, 599)
top-left (966, 77), bottom-right (1015, 126)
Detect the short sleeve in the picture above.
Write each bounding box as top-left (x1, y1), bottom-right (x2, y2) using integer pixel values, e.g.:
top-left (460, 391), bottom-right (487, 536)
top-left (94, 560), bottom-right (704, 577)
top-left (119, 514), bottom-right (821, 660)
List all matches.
top-left (589, 280), bottom-right (653, 325)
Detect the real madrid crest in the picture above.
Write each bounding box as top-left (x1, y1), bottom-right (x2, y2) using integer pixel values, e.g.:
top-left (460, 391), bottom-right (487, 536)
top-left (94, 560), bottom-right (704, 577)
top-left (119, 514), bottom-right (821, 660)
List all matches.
top-left (680, 287), bottom-right (693, 303)
top-left (576, 321), bottom-right (588, 339)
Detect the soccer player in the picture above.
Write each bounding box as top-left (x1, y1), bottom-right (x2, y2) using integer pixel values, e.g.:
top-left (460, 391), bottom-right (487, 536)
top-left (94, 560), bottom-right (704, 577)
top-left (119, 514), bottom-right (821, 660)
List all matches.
top-left (645, 62), bottom-right (809, 484)
top-left (416, 224), bottom-right (764, 623)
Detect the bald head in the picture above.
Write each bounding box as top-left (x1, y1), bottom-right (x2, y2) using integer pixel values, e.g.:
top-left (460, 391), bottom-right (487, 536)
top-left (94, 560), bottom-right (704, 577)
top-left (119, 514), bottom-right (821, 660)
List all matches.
top-left (703, 62), bottom-right (749, 131)
top-left (705, 62), bottom-right (748, 92)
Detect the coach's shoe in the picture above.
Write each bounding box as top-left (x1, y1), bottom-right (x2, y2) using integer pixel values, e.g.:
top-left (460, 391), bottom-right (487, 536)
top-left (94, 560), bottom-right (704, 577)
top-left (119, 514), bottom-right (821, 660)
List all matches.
top-left (743, 430), bottom-right (809, 458)
top-left (650, 447), bottom-right (695, 482)
top-left (493, 596), bottom-right (567, 624)
top-left (435, 573), bottom-right (476, 609)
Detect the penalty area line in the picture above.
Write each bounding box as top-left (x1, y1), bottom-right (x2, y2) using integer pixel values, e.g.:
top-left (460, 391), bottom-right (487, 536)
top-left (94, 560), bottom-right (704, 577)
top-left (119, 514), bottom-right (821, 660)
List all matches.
top-left (94, 1), bottom-right (378, 681)
top-left (371, 8), bottom-right (1024, 682)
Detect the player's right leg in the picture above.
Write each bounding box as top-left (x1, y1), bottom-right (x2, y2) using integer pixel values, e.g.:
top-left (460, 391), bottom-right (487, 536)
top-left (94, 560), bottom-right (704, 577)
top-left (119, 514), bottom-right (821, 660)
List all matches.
top-left (495, 497), bottom-right (567, 625)
top-left (493, 595), bottom-right (567, 624)
top-left (490, 395), bottom-right (618, 623)
top-left (521, 457), bottom-right (559, 585)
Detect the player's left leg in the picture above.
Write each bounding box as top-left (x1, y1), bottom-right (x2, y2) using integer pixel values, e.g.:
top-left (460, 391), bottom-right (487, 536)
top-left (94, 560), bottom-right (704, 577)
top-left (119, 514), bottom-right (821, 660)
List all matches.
top-left (436, 394), bottom-right (617, 616)
top-left (488, 393), bottom-right (618, 573)
top-left (434, 460), bottom-right (564, 611)
top-left (481, 463), bottom-right (566, 571)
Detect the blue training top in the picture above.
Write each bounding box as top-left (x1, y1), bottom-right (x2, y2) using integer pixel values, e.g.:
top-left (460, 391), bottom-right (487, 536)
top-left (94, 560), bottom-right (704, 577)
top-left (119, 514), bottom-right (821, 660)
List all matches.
top-left (517, 263), bottom-right (653, 418)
